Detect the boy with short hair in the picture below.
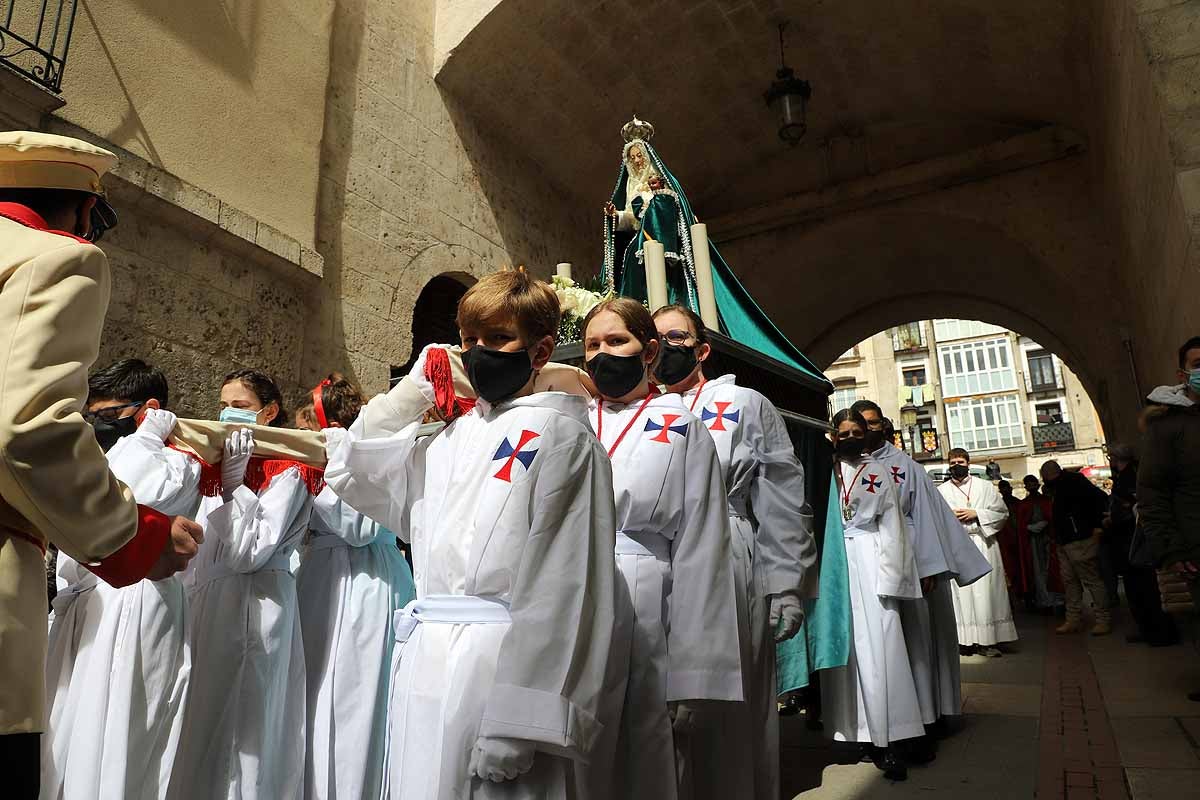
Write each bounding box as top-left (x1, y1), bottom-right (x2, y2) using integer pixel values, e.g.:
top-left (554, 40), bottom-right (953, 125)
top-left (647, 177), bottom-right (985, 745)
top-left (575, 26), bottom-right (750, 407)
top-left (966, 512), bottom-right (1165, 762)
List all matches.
top-left (43, 358), bottom-right (200, 799)
top-left (325, 270), bottom-right (617, 799)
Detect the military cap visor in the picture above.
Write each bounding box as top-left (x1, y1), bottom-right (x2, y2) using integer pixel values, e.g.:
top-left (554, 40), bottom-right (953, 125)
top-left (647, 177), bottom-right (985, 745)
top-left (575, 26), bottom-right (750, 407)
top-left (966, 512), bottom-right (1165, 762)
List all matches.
top-left (0, 131), bottom-right (119, 236)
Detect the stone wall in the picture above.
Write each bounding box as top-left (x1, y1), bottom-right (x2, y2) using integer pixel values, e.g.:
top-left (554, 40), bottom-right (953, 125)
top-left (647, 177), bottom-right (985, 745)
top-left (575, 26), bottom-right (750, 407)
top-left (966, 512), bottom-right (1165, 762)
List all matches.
top-left (11, 0), bottom-right (595, 420)
top-left (1090, 0), bottom-right (1200, 392)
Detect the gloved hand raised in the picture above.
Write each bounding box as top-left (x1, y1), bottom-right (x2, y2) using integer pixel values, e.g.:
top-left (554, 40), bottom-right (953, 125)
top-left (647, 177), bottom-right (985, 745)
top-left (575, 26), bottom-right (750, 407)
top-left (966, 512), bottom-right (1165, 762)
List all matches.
top-left (221, 428), bottom-right (255, 502)
top-left (769, 593), bottom-right (805, 642)
top-left (136, 408), bottom-right (178, 443)
top-left (468, 736), bottom-right (535, 783)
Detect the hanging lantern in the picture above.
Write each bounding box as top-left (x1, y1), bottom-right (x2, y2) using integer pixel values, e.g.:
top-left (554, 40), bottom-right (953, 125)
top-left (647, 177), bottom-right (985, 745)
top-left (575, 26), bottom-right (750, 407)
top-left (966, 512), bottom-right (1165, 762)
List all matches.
top-left (764, 22), bottom-right (812, 146)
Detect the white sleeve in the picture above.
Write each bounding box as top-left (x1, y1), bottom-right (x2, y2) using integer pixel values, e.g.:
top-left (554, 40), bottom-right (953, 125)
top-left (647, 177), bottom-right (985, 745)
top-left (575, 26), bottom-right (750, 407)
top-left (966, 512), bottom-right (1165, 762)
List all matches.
top-left (323, 380), bottom-right (432, 538)
top-left (744, 394), bottom-right (817, 597)
top-left (875, 481), bottom-right (922, 600)
top-left (666, 420), bottom-right (743, 703)
top-left (204, 467), bottom-right (312, 573)
top-left (106, 434), bottom-right (201, 518)
top-left (974, 482), bottom-right (1010, 540)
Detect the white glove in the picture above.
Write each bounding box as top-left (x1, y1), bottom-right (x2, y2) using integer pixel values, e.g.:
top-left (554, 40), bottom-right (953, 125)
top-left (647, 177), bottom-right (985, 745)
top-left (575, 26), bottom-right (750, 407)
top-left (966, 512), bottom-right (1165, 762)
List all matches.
top-left (408, 343), bottom-right (458, 404)
top-left (468, 736), bottom-right (535, 783)
top-left (221, 428), bottom-right (256, 502)
top-left (669, 702), bottom-right (696, 735)
top-left (136, 408), bottom-right (177, 443)
top-left (769, 593), bottom-right (805, 642)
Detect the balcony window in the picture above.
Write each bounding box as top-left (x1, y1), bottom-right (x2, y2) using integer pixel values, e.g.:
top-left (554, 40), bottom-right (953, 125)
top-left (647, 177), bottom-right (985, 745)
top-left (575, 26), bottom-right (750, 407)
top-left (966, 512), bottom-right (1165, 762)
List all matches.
top-left (946, 393), bottom-right (1025, 452)
top-left (832, 385), bottom-right (858, 411)
top-left (891, 322), bottom-right (925, 351)
top-left (1027, 350), bottom-right (1060, 392)
top-left (938, 337), bottom-right (1017, 397)
top-left (902, 366), bottom-right (927, 387)
top-left (933, 319), bottom-right (1006, 342)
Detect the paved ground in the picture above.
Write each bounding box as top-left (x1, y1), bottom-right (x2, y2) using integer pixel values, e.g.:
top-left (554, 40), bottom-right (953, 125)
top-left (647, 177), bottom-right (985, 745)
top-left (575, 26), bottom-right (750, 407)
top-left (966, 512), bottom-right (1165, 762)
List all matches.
top-left (781, 607), bottom-right (1200, 799)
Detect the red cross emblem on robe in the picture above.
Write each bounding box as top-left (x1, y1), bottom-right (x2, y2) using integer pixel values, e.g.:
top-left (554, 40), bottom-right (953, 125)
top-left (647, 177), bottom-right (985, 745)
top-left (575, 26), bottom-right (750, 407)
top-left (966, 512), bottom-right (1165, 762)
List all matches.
top-left (645, 414), bottom-right (690, 443)
top-left (890, 465), bottom-right (907, 484)
top-left (700, 402), bottom-right (741, 432)
top-left (492, 430), bottom-right (540, 482)
top-left (862, 474), bottom-right (882, 494)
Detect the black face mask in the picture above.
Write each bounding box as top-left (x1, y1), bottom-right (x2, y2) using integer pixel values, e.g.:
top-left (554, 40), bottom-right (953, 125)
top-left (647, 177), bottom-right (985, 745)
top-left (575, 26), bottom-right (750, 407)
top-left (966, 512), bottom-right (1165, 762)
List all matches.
top-left (863, 427), bottom-right (885, 452)
top-left (93, 415), bottom-right (138, 453)
top-left (835, 438), bottom-right (866, 459)
top-left (949, 464), bottom-right (970, 481)
top-left (655, 343), bottom-right (698, 386)
top-left (586, 352), bottom-right (647, 399)
top-left (461, 345), bottom-right (533, 405)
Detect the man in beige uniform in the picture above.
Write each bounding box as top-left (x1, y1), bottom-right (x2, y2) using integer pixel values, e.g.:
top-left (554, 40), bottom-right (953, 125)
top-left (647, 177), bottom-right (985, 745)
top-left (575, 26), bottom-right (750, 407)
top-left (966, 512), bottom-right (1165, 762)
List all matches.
top-left (0, 132), bottom-right (202, 796)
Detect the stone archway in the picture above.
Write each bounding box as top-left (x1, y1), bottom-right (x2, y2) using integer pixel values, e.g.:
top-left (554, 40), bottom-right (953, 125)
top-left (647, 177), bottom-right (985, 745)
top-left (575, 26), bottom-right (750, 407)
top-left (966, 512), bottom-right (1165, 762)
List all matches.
top-left (395, 271), bottom-right (476, 376)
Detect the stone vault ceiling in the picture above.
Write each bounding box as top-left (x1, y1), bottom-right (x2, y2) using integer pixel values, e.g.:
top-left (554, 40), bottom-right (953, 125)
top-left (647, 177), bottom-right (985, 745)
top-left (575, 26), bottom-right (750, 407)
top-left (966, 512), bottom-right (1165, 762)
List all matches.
top-left (437, 0), bottom-right (1093, 223)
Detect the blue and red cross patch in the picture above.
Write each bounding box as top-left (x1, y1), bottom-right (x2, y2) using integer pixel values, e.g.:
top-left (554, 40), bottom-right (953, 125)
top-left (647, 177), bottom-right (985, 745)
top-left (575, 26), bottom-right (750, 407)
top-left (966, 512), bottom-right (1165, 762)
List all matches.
top-left (701, 402), bottom-right (741, 432)
top-left (492, 430), bottom-right (540, 482)
top-left (645, 414), bottom-right (690, 443)
top-left (862, 474), bottom-right (882, 494)
top-left (890, 465), bottom-right (906, 484)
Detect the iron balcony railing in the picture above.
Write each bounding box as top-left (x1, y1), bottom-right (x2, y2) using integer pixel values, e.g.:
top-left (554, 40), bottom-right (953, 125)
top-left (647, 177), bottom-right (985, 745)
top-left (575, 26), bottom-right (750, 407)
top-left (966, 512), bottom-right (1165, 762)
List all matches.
top-left (0, 0), bottom-right (78, 93)
top-left (1033, 422), bottom-right (1075, 454)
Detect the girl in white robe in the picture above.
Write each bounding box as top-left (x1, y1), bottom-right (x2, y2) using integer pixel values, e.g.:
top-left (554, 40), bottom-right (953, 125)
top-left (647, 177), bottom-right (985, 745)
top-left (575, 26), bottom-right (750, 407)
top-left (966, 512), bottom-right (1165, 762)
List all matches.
top-left (168, 370), bottom-right (317, 800)
top-left (295, 375), bottom-right (416, 800)
top-left (580, 299), bottom-right (743, 800)
top-left (42, 398), bottom-right (201, 800)
top-left (822, 409), bottom-right (924, 782)
top-left (653, 305), bottom-right (818, 800)
top-left (325, 272), bottom-right (616, 800)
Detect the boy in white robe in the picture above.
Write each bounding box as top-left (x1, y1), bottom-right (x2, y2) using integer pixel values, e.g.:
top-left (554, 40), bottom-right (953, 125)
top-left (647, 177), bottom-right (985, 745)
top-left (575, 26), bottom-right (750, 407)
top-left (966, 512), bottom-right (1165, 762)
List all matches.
top-left (854, 403), bottom-right (992, 750)
top-left (324, 270), bottom-right (617, 800)
top-left (652, 305), bottom-right (816, 800)
top-left (43, 358), bottom-right (200, 800)
top-left (937, 448), bottom-right (1017, 655)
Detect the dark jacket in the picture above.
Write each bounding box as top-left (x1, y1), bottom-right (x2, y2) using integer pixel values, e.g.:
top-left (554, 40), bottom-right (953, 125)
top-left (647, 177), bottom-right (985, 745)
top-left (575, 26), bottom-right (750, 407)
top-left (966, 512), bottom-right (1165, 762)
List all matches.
top-left (1109, 461), bottom-right (1138, 537)
top-left (1137, 385), bottom-right (1200, 568)
top-left (1048, 469), bottom-right (1107, 545)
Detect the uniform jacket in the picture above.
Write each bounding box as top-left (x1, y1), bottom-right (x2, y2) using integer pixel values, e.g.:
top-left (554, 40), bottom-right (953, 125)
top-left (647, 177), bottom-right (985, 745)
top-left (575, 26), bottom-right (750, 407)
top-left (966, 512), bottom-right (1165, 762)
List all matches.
top-left (1138, 385), bottom-right (1200, 568)
top-left (0, 203), bottom-right (170, 734)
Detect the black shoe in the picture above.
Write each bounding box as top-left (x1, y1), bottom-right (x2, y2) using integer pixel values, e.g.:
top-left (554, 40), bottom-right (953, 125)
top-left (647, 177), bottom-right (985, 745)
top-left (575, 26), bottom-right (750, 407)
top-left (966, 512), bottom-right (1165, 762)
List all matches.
top-left (875, 747), bottom-right (908, 781)
top-left (778, 698), bottom-right (801, 717)
top-left (959, 645), bottom-right (975, 656)
top-left (925, 717), bottom-right (950, 740)
top-left (904, 735), bottom-right (937, 765)
top-left (860, 744), bottom-right (877, 763)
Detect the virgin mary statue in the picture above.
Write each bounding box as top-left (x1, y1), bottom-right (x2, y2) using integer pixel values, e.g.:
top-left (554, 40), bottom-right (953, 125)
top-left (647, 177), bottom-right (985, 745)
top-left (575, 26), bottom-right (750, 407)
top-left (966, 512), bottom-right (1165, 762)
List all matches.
top-left (602, 117), bottom-right (820, 373)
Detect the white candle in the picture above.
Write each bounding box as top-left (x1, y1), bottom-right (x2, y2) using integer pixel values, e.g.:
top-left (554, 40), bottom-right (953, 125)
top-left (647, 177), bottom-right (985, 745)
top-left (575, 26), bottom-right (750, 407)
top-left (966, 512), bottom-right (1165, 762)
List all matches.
top-left (643, 240), bottom-right (669, 313)
top-left (555, 262), bottom-right (572, 280)
top-left (690, 223), bottom-right (720, 331)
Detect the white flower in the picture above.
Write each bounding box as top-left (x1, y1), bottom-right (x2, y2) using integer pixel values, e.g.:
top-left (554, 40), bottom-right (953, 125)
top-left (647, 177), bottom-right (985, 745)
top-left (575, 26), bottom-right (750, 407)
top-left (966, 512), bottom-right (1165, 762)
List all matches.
top-left (551, 274), bottom-right (576, 290)
top-left (557, 287), bottom-right (579, 315)
top-left (571, 287), bottom-right (602, 317)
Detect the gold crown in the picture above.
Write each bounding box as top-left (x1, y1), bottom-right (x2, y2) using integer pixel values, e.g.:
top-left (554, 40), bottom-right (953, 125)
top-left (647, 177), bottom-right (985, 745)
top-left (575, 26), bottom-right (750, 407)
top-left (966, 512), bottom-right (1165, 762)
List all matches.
top-left (621, 116), bottom-right (655, 143)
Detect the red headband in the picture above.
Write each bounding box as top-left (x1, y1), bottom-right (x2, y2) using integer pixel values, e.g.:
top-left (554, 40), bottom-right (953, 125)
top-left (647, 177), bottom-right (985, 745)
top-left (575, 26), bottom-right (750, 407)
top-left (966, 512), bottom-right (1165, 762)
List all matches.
top-left (311, 379), bottom-right (332, 429)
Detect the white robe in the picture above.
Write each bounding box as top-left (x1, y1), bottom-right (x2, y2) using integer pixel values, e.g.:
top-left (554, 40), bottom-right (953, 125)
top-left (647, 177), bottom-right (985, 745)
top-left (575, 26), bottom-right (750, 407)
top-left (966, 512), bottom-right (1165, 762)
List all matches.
top-left (297, 465), bottom-right (416, 800)
top-left (937, 477), bottom-right (1017, 646)
top-left (42, 433), bottom-right (201, 800)
top-left (871, 442), bottom-right (993, 721)
top-left (584, 392), bottom-right (742, 800)
top-left (168, 466), bottom-right (314, 800)
top-left (677, 375), bottom-right (817, 800)
top-left (325, 385), bottom-right (617, 800)
top-left (822, 457), bottom-right (925, 747)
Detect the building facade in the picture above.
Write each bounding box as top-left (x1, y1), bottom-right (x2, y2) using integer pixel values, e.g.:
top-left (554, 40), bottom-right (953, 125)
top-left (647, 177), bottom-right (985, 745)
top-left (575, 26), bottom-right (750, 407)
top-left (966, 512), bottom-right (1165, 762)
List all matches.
top-left (826, 319), bottom-right (1106, 480)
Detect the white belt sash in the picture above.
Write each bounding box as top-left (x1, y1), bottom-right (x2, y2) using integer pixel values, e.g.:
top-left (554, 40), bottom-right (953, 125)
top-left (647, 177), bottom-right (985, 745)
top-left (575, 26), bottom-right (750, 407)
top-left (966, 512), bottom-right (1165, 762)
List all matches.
top-left (191, 551), bottom-right (294, 591)
top-left (393, 594), bottom-right (512, 643)
top-left (614, 530), bottom-right (671, 559)
top-left (842, 520), bottom-right (879, 539)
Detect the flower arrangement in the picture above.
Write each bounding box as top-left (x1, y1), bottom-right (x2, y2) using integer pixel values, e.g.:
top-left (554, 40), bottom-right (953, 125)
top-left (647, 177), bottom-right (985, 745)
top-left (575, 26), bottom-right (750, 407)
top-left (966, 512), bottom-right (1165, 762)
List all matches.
top-left (553, 274), bottom-right (610, 343)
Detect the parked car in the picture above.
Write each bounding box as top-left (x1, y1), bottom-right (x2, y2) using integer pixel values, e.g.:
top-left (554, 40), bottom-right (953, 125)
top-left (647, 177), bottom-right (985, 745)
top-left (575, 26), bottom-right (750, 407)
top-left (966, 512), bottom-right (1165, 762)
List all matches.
top-left (924, 463), bottom-right (990, 483)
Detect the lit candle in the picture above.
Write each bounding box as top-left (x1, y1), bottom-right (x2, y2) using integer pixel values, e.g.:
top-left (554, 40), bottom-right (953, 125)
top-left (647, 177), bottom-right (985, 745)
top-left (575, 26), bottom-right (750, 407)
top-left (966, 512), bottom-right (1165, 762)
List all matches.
top-left (690, 223), bottom-right (720, 330)
top-left (643, 239), bottom-right (669, 312)
top-left (555, 262), bottom-right (572, 280)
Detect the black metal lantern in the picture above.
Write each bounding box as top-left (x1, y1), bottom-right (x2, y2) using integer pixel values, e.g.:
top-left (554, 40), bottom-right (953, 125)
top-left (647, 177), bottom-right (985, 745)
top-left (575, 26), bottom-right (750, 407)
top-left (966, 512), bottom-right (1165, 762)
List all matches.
top-left (764, 23), bottom-right (811, 146)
